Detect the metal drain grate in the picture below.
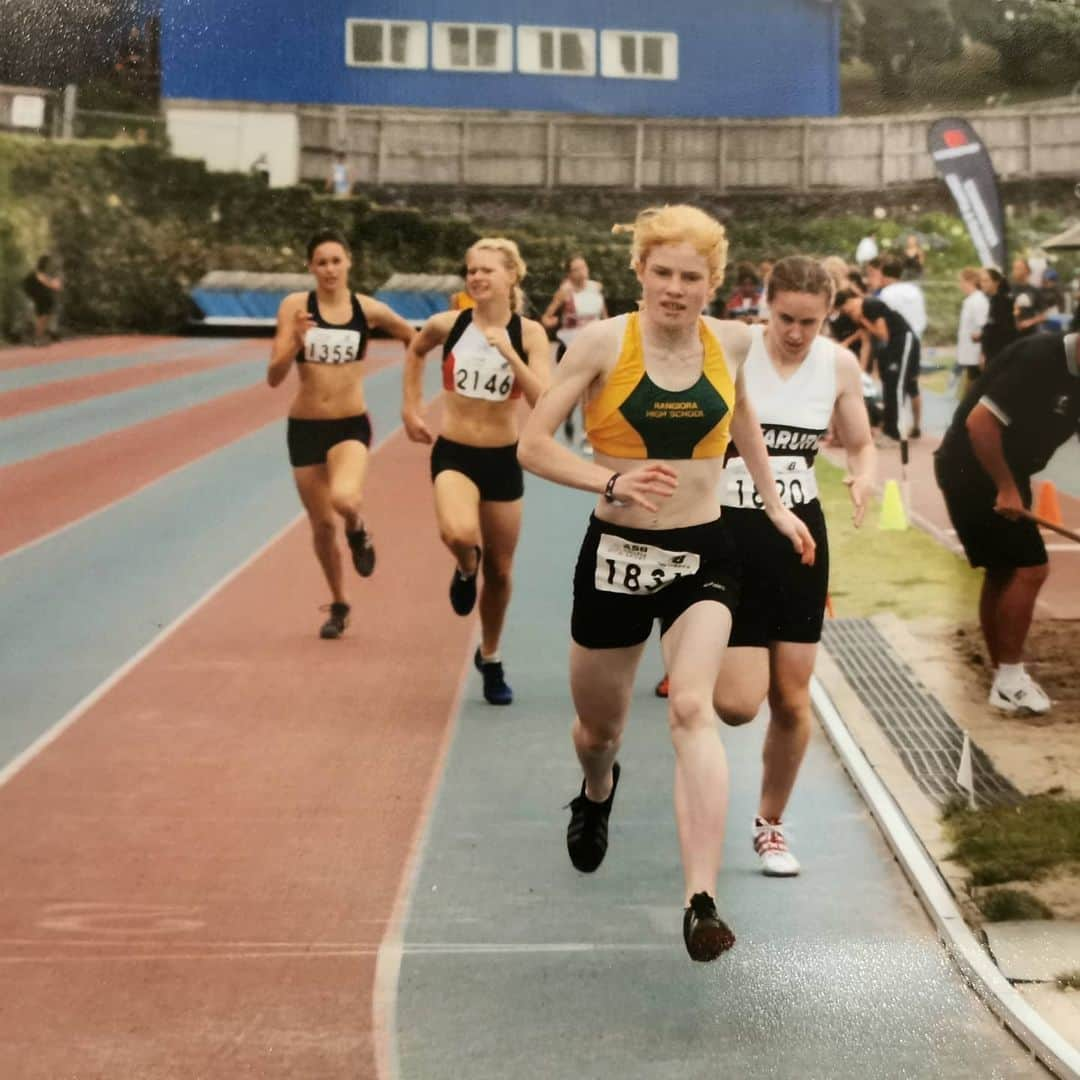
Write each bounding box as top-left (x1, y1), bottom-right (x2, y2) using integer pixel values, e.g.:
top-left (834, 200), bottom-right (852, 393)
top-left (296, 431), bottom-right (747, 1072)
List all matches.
top-left (821, 618), bottom-right (1022, 808)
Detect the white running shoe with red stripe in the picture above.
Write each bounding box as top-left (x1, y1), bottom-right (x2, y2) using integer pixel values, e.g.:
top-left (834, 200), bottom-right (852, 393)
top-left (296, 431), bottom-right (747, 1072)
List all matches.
top-left (753, 817), bottom-right (801, 877)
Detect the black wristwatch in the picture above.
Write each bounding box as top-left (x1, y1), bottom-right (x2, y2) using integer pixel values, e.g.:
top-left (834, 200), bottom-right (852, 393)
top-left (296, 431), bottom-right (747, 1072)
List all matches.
top-left (603, 473), bottom-right (621, 503)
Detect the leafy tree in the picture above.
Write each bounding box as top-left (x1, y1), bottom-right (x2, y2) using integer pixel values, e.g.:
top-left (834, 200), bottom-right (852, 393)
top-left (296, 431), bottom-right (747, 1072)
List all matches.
top-left (953, 0), bottom-right (1080, 85)
top-left (848, 0), bottom-right (959, 97)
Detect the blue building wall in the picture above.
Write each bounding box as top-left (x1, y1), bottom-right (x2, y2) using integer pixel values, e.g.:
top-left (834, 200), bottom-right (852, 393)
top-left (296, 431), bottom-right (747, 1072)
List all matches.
top-left (162, 0), bottom-right (839, 119)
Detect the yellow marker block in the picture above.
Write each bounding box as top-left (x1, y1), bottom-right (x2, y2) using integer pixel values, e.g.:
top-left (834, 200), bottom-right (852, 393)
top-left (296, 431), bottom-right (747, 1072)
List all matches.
top-left (878, 479), bottom-right (908, 531)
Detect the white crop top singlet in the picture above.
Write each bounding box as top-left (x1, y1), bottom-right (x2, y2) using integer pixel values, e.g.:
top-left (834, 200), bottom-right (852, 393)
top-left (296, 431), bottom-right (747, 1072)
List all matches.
top-left (722, 326), bottom-right (837, 511)
top-left (556, 281), bottom-right (605, 346)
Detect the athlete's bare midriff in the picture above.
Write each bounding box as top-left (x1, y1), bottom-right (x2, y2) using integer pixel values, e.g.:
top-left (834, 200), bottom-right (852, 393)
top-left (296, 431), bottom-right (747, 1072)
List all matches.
top-left (288, 363), bottom-right (367, 420)
top-left (440, 392), bottom-right (521, 448)
top-left (593, 453), bottom-right (724, 530)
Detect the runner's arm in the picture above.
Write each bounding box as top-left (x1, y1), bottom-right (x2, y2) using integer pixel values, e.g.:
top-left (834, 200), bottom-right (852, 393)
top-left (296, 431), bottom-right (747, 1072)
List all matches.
top-left (267, 293), bottom-right (309, 388)
top-left (541, 284), bottom-right (568, 330)
top-left (518, 321), bottom-right (677, 512)
top-left (360, 296), bottom-right (417, 347)
top-left (729, 370), bottom-right (816, 565)
top-left (401, 312), bottom-right (455, 444)
top-left (831, 346), bottom-right (876, 526)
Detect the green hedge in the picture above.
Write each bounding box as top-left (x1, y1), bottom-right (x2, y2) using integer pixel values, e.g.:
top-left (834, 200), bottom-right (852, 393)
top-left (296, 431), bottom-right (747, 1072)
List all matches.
top-left (0, 134), bottom-right (1075, 341)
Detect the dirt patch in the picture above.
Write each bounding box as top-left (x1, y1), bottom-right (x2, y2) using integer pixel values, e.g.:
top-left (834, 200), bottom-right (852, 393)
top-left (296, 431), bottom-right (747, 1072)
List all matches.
top-left (916, 617), bottom-right (1080, 922)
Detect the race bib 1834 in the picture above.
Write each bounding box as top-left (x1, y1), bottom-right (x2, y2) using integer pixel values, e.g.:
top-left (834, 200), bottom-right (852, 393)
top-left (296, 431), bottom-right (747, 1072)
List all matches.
top-left (304, 326), bottom-right (362, 365)
top-left (721, 456), bottom-right (818, 510)
top-left (595, 534), bottom-right (700, 596)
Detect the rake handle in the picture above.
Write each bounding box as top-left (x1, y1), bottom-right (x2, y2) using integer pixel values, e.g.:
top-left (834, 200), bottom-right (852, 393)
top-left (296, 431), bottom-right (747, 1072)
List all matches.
top-left (1017, 508), bottom-right (1080, 544)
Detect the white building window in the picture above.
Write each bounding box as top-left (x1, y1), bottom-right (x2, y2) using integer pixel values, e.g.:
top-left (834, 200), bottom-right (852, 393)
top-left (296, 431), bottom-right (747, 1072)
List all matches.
top-left (346, 19), bottom-right (427, 69)
top-left (432, 23), bottom-right (512, 72)
top-left (600, 30), bottom-right (678, 80)
top-left (517, 26), bottom-right (595, 77)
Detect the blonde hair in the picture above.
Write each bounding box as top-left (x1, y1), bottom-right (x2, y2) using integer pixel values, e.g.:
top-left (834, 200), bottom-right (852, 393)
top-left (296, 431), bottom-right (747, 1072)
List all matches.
top-left (959, 266), bottom-right (981, 285)
top-left (467, 237), bottom-right (527, 314)
top-left (612, 205), bottom-right (728, 291)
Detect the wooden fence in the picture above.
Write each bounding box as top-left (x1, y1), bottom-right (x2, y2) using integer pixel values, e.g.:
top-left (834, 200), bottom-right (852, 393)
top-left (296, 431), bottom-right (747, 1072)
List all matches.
top-left (298, 103), bottom-right (1080, 193)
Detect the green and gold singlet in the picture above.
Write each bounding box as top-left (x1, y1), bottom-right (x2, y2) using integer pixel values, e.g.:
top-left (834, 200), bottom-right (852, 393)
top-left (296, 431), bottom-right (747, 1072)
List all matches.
top-left (585, 312), bottom-right (735, 460)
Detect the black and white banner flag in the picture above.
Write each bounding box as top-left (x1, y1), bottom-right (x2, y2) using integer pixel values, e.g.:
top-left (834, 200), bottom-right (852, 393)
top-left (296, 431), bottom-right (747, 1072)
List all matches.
top-left (927, 117), bottom-right (1008, 270)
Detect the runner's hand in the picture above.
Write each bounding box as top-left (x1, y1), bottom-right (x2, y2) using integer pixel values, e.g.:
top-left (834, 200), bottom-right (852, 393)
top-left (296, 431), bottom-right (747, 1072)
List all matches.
top-left (612, 464), bottom-right (679, 513)
top-left (844, 474), bottom-right (871, 527)
top-left (293, 309), bottom-right (316, 350)
top-left (766, 505), bottom-right (817, 566)
top-left (402, 408), bottom-right (433, 445)
top-left (484, 326), bottom-right (516, 360)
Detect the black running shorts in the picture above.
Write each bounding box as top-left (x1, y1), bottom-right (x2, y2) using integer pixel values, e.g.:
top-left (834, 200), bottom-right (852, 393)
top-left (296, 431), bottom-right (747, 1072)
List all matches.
top-left (934, 456), bottom-right (1046, 571)
top-left (430, 436), bottom-right (524, 502)
top-left (287, 413), bottom-right (372, 468)
top-left (571, 515), bottom-right (740, 649)
top-left (726, 501), bottom-right (830, 648)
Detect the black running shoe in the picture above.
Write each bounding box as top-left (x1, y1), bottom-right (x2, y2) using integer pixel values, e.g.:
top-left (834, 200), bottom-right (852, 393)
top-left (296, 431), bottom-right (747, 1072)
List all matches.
top-left (319, 602), bottom-right (350, 640)
top-left (449, 547), bottom-right (480, 616)
top-left (474, 647), bottom-right (513, 705)
top-left (346, 526), bottom-right (376, 577)
top-left (566, 762), bottom-right (621, 873)
top-left (682, 892), bottom-right (735, 962)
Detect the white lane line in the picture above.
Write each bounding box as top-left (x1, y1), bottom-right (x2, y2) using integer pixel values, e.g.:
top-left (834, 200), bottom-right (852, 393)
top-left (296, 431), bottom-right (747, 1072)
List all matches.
top-left (811, 676), bottom-right (1080, 1080)
top-left (372, 623), bottom-right (480, 1080)
top-left (0, 508), bottom-right (304, 793)
top-left (0, 386), bottom-right (420, 790)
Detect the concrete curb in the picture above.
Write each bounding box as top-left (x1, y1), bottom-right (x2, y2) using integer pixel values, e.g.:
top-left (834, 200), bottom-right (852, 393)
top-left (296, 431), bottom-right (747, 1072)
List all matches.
top-left (811, 675), bottom-right (1080, 1080)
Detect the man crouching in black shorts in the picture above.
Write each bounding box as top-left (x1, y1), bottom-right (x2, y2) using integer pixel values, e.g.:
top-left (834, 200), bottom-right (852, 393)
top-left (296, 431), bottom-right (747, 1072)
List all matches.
top-left (934, 332), bottom-right (1080, 715)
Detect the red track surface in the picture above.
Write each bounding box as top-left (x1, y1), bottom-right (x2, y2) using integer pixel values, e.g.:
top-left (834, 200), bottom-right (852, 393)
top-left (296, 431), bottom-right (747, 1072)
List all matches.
top-left (0, 335), bottom-right (175, 373)
top-left (0, 364), bottom-right (469, 1076)
top-left (0, 339), bottom-right (408, 558)
top-left (0, 342), bottom-right (265, 420)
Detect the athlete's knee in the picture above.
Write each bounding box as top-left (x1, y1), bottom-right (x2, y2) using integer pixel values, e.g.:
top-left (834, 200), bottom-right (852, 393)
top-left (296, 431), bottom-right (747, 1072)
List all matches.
top-left (439, 522), bottom-right (480, 552)
top-left (765, 690), bottom-right (810, 728)
top-left (717, 707), bottom-right (756, 728)
top-left (480, 553), bottom-right (513, 590)
top-left (328, 487), bottom-right (361, 519)
top-left (574, 714), bottom-right (623, 753)
top-left (309, 515), bottom-right (337, 543)
top-left (668, 690), bottom-right (714, 733)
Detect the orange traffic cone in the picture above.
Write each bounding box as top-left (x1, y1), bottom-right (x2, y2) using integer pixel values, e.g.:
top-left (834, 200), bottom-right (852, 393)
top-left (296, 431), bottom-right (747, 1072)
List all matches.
top-left (1035, 481), bottom-right (1063, 527)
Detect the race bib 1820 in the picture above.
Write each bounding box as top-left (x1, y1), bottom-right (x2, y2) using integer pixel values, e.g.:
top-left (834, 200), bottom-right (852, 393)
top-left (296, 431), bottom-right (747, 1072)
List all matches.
top-left (721, 456), bottom-right (818, 510)
top-left (595, 534), bottom-right (700, 596)
top-left (304, 326), bottom-right (362, 365)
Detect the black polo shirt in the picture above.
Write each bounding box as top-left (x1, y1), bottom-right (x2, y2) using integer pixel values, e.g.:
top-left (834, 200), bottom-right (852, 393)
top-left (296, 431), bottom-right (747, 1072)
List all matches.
top-left (863, 297), bottom-right (913, 358)
top-left (936, 333), bottom-right (1080, 488)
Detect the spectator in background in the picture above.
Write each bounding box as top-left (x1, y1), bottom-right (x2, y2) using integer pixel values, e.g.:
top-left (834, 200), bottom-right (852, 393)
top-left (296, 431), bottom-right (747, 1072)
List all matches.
top-left (723, 262), bottom-right (762, 323)
top-left (855, 230), bottom-right (879, 267)
top-left (1040, 268), bottom-right (1065, 330)
top-left (956, 267), bottom-right (990, 393)
top-left (934, 331), bottom-right (1080, 716)
top-left (327, 152), bottom-right (351, 197)
top-left (976, 267), bottom-right (1018, 365)
top-left (869, 255), bottom-right (926, 438)
top-left (1011, 257), bottom-right (1047, 338)
top-left (21, 256), bottom-right (62, 346)
top-left (901, 234), bottom-right (925, 280)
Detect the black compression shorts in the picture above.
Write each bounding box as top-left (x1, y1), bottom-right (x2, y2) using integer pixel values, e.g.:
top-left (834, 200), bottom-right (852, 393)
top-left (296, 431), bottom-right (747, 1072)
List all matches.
top-left (430, 436), bottom-right (524, 502)
top-left (571, 514), bottom-right (740, 649)
top-left (287, 414), bottom-right (372, 468)
top-left (726, 501), bottom-right (830, 647)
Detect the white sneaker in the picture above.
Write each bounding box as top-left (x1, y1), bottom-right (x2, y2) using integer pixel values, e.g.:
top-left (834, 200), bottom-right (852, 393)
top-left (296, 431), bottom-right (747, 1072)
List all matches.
top-left (989, 673), bottom-right (1051, 715)
top-left (753, 817), bottom-right (801, 877)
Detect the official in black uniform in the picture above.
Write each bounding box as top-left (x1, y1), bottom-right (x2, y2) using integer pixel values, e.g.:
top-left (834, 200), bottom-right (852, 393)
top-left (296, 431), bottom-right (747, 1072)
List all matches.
top-left (934, 332), bottom-right (1080, 714)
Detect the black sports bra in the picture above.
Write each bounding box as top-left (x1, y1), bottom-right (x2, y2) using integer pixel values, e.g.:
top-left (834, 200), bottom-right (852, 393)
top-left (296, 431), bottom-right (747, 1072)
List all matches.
top-left (296, 291), bottom-right (369, 365)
